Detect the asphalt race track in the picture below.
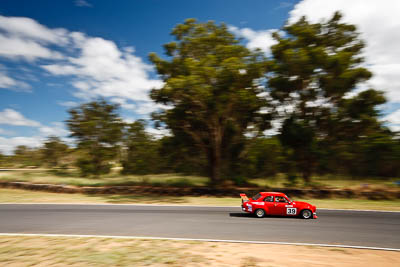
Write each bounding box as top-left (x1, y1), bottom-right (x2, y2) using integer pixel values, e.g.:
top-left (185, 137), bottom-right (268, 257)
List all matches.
top-left (1, 204), bottom-right (399, 249)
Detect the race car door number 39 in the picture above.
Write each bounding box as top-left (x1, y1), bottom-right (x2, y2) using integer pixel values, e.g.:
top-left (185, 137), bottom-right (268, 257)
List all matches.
top-left (286, 208), bottom-right (297, 215)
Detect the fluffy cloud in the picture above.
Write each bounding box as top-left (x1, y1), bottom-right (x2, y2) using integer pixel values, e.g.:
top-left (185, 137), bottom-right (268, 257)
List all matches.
top-left (0, 128), bottom-right (14, 135)
top-left (0, 109), bottom-right (41, 127)
top-left (0, 136), bottom-right (43, 154)
top-left (145, 127), bottom-right (171, 139)
top-left (0, 15), bottom-right (162, 115)
top-left (0, 15), bottom-right (67, 61)
top-left (43, 36), bottom-right (162, 104)
top-left (0, 68), bottom-right (31, 92)
top-left (39, 122), bottom-right (69, 137)
top-left (0, 109), bottom-right (44, 154)
top-left (0, 71), bottom-right (19, 88)
top-left (384, 109), bottom-right (400, 131)
top-left (0, 35), bottom-right (64, 61)
top-left (229, 26), bottom-right (277, 54)
top-left (0, 109), bottom-right (70, 154)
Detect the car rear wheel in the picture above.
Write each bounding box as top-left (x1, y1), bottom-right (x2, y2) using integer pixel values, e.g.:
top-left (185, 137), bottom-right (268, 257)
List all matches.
top-left (255, 209), bottom-right (265, 218)
top-left (301, 209), bottom-right (312, 219)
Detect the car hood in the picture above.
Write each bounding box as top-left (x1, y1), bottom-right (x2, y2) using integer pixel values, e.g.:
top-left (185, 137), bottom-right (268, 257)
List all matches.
top-left (292, 201), bottom-right (316, 210)
top-left (292, 201), bottom-right (310, 206)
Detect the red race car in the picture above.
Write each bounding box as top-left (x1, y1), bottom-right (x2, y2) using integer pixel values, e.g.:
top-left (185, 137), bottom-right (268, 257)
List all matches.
top-left (240, 192), bottom-right (317, 219)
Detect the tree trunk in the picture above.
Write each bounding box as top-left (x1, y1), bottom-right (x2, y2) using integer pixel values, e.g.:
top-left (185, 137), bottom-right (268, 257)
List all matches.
top-left (302, 169), bottom-right (311, 185)
top-left (301, 153), bottom-right (313, 185)
top-left (208, 126), bottom-right (223, 186)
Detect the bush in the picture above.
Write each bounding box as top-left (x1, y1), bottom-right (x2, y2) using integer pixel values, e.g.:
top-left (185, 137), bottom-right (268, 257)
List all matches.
top-left (77, 158), bottom-right (111, 177)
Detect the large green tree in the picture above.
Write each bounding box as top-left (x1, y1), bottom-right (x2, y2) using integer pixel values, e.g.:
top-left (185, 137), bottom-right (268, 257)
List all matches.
top-left (67, 99), bottom-right (123, 176)
top-left (149, 19), bottom-right (271, 184)
top-left (42, 136), bottom-right (69, 168)
top-left (268, 12), bottom-right (385, 183)
top-left (12, 145), bottom-right (42, 167)
top-left (121, 120), bottom-right (162, 175)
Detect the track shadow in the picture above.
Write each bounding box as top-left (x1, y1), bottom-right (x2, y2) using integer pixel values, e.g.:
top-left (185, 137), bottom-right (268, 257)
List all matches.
top-left (229, 212), bottom-right (303, 219)
top-left (229, 212), bottom-right (253, 218)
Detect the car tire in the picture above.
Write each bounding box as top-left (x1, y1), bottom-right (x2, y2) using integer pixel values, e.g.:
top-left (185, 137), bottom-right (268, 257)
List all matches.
top-left (255, 209), bottom-right (265, 218)
top-left (300, 209), bottom-right (312, 219)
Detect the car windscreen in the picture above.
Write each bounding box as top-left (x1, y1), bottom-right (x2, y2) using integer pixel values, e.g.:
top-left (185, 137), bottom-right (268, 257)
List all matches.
top-left (252, 193), bottom-right (261, 200)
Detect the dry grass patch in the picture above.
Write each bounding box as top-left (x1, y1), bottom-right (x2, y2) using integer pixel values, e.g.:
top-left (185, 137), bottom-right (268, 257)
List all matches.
top-left (0, 236), bottom-right (398, 267)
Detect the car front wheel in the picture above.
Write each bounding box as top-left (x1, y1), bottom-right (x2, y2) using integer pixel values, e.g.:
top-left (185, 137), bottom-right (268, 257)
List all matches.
top-left (300, 209), bottom-right (312, 219)
top-left (255, 209), bottom-right (265, 218)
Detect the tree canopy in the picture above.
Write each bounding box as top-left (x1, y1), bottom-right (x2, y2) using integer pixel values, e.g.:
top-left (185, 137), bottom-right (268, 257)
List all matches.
top-left (150, 19), bottom-right (272, 184)
top-left (67, 99), bottom-right (124, 176)
top-left (268, 12), bottom-right (387, 183)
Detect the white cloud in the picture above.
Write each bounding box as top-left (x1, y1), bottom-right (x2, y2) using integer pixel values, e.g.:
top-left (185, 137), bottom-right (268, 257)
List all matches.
top-left (0, 136), bottom-right (43, 155)
top-left (110, 98), bottom-right (136, 111)
top-left (288, 0), bottom-right (400, 105)
top-left (0, 16), bottom-right (68, 44)
top-left (384, 109), bottom-right (400, 131)
top-left (42, 36), bottom-right (163, 104)
top-left (385, 109), bottom-right (400, 124)
top-left (0, 15), bottom-right (163, 153)
top-left (0, 108), bottom-right (72, 153)
top-left (0, 68), bottom-right (31, 92)
top-left (39, 122), bottom-right (69, 137)
top-left (0, 109), bottom-right (41, 127)
top-left (0, 128), bottom-right (14, 135)
top-left (0, 15), bottom-right (67, 61)
top-left (0, 70), bottom-right (17, 88)
top-left (75, 0), bottom-right (92, 7)
top-left (145, 127), bottom-right (171, 139)
top-left (58, 101), bottom-right (78, 108)
top-left (0, 15), bottom-right (162, 116)
top-left (229, 26), bottom-right (277, 54)
top-left (0, 35), bottom-right (63, 61)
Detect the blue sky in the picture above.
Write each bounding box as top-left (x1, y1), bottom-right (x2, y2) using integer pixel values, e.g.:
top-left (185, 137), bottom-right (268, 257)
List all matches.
top-left (0, 0), bottom-right (399, 154)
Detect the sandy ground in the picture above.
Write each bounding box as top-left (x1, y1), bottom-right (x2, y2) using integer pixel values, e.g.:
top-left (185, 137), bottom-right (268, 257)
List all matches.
top-left (192, 242), bottom-right (399, 267)
top-left (0, 236), bottom-right (398, 266)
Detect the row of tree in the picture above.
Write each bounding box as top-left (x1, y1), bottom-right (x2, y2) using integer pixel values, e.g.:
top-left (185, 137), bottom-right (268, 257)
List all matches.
top-left (1, 12), bottom-right (399, 184)
top-left (1, 119), bottom-right (399, 183)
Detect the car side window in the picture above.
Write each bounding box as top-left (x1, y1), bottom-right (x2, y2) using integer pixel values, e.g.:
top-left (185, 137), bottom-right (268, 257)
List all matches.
top-left (275, 196), bottom-right (288, 203)
top-left (264, 196), bottom-right (273, 202)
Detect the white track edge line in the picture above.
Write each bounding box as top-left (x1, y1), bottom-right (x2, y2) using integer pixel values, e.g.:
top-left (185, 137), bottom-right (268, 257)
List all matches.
top-left (0, 233), bottom-right (398, 252)
top-left (0, 203), bottom-right (399, 212)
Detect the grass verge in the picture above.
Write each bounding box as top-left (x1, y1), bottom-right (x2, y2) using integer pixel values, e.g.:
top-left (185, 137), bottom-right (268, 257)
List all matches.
top-left (0, 169), bottom-right (398, 189)
top-left (1, 188), bottom-right (399, 210)
top-left (0, 235), bottom-right (398, 267)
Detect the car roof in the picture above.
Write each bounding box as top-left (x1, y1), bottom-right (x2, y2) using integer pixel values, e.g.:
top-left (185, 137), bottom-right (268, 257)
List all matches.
top-left (260, 192), bottom-right (286, 196)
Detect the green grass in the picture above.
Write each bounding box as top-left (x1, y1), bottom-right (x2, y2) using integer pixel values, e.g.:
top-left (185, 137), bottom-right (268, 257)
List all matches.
top-left (250, 173), bottom-right (399, 189)
top-left (0, 169), bottom-right (397, 190)
top-left (0, 170), bottom-right (208, 187)
top-left (0, 188), bottom-right (399, 210)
